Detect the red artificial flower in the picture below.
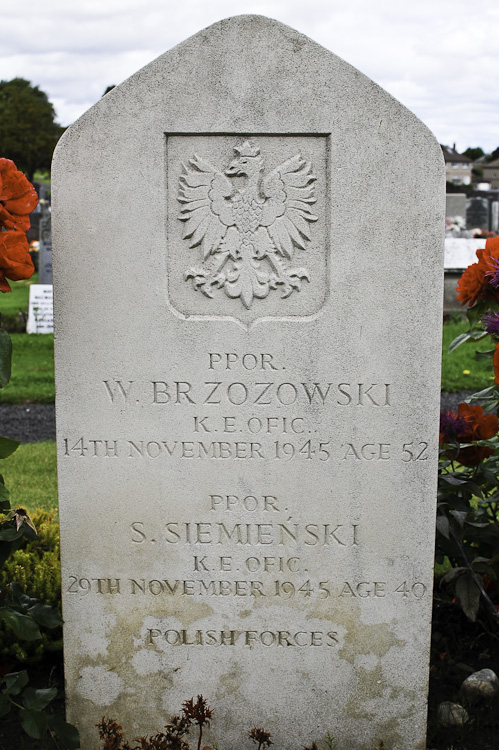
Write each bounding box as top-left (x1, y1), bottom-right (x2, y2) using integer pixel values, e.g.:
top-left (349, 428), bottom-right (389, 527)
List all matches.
top-left (455, 403), bottom-right (498, 466)
top-left (440, 403), bottom-right (498, 466)
top-left (0, 230), bottom-right (34, 292)
top-left (457, 402), bottom-right (498, 441)
top-left (456, 237), bottom-right (499, 307)
top-left (0, 158), bottom-right (38, 233)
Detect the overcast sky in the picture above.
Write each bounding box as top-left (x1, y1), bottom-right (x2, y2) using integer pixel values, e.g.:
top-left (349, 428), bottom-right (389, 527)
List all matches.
top-left (3, 0), bottom-right (498, 153)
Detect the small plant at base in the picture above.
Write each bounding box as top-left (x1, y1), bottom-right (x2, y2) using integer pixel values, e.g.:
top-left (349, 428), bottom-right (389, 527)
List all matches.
top-left (98, 696), bottom-right (213, 750)
top-left (97, 717), bottom-right (131, 750)
top-left (182, 695), bottom-right (213, 750)
top-left (161, 713), bottom-right (191, 750)
top-left (248, 726), bottom-right (273, 748)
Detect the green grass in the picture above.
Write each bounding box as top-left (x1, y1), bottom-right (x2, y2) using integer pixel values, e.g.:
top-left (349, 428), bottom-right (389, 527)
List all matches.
top-left (1, 442), bottom-right (57, 515)
top-left (441, 319), bottom-right (494, 392)
top-left (0, 273), bottom-right (38, 319)
top-left (0, 333), bottom-right (54, 403)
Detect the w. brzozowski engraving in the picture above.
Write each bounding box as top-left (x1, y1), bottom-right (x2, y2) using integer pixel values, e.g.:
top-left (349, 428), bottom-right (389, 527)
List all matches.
top-left (178, 141), bottom-right (317, 309)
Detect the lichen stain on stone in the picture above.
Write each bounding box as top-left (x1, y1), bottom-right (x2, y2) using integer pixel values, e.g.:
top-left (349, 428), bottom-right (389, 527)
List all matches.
top-left (76, 665), bottom-right (123, 706)
top-left (167, 600), bottom-right (216, 626)
top-left (344, 670), bottom-right (421, 749)
top-left (339, 618), bottom-right (405, 662)
top-left (218, 660), bottom-right (244, 697)
top-left (132, 647), bottom-right (165, 676)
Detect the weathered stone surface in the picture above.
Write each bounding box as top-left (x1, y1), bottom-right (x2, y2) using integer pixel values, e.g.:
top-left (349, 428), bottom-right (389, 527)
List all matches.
top-left (460, 668), bottom-right (499, 703)
top-left (52, 15), bottom-right (444, 750)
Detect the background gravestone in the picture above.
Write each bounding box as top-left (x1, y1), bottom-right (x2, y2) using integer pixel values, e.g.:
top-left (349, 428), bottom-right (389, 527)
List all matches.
top-left (52, 16), bottom-right (445, 750)
top-left (466, 196), bottom-right (490, 230)
top-left (38, 206), bottom-right (52, 284)
top-left (445, 193), bottom-right (466, 221)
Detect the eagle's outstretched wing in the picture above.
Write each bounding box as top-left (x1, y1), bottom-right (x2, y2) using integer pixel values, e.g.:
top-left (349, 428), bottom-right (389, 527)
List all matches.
top-left (178, 155), bottom-right (235, 259)
top-left (260, 154), bottom-right (317, 259)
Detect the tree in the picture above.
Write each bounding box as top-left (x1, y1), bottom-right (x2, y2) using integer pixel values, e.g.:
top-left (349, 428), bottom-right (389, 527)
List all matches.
top-left (0, 78), bottom-right (64, 180)
top-left (463, 146), bottom-right (484, 161)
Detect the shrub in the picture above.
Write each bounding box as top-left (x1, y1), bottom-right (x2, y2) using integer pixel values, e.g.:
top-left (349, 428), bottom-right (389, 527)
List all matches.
top-left (0, 508), bottom-right (62, 663)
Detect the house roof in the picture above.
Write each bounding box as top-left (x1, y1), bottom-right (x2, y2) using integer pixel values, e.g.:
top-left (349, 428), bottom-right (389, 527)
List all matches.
top-left (483, 158), bottom-right (499, 169)
top-left (441, 145), bottom-right (472, 164)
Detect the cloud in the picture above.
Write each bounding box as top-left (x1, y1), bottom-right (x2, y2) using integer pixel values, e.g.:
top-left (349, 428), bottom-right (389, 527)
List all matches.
top-left (1, 0), bottom-right (498, 151)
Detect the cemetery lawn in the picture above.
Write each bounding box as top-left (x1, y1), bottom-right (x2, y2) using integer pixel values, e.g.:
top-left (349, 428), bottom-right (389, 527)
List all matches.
top-left (0, 273), bottom-right (37, 318)
top-left (0, 333), bottom-right (55, 403)
top-left (441, 319), bottom-right (494, 392)
top-left (1, 442), bottom-right (57, 515)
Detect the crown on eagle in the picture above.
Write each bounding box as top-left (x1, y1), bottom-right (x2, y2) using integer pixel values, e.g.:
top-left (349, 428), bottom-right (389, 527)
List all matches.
top-left (233, 140), bottom-right (260, 158)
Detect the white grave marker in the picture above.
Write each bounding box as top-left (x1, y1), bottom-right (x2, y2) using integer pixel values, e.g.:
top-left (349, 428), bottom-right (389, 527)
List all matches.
top-left (27, 284), bottom-right (53, 334)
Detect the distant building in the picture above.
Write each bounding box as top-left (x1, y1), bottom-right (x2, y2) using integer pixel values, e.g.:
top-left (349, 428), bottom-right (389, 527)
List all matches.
top-left (441, 144), bottom-right (472, 185)
top-left (482, 159), bottom-right (499, 190)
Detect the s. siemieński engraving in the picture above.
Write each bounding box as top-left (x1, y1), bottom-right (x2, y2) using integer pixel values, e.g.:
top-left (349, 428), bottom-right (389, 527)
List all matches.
top-left (178, 140), bottom-right (317, 309)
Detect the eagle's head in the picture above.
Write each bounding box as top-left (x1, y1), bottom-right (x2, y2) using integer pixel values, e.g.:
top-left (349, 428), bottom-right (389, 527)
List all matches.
top-left (225, 140), bottom-right (264, 178)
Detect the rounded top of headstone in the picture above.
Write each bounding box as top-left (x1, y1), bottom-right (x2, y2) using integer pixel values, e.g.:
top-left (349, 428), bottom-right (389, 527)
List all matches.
top-left (54, 12), bottom-right (442, 169)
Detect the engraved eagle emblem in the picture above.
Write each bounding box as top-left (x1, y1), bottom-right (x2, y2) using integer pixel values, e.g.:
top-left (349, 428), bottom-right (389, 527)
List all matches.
top-left (178, 140), bottom-right (317, 309)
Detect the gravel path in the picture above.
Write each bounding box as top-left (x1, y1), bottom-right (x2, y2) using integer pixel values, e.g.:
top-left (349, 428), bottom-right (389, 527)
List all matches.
top-left (0, 393), bottom-right (476, 444)
top-left (0, 404), bottom-right (56, 442)
top-left (439, 391), bottom-right (476, 413)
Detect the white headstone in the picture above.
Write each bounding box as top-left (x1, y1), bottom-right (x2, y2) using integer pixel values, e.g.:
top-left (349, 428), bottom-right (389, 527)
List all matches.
top-left (466, 197), bottom-right (490, 230)
top-left (27, 284), bottom-right (53, 334)
top-left (52, 16), bottom-right (445, 750)
top-left (444, 238), bottom-right (486, 270)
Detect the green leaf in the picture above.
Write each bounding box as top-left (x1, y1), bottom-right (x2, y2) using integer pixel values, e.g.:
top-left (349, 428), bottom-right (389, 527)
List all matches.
top-left (48, 714), bottom-right (81, 749)
top-left (0, 330), bottom-right (12, 388)
top-left (470, 386), bottom-right (496, 399)
top-left (19, 707), bottom-right (47, 739)
top-left (23, 686), bottom-right (57, 711)
top-left (441, 567), bottom-right (467, 585)
top-left (436, 515), bottom-right (450, 539)
top-left (467, 300), bottom-right (489, 327)
top-left (0, 608), bottom-right (42, 640)
top-left (2, 670), bottom-right (28, 696)
top-left (471, 558), bottom-right (495, 577)
top-left (0, 691), bottom-right (11, 717)
top-left (448, 332), bottom-right (471, 352)
top-left (474, 348), bottom-right (497, 360)
top-left (455, 572), bottom-right (481, 622)
top-left (0, 436), bottom-right (20, 460)
top-left (450, 510), bottom-right (468, 528)
top-left (28, 602), bottom-right (62, 629)
top-left (469, 330), bottom-right (489, 341)
top-left (441, 475), bottom-right (467, 486)
top-left (0, 526), bottom-right (24, 541)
